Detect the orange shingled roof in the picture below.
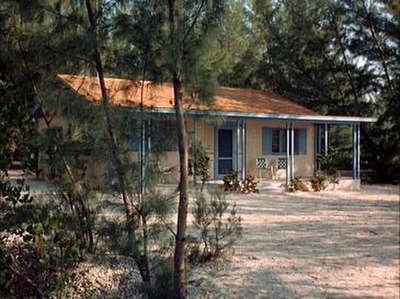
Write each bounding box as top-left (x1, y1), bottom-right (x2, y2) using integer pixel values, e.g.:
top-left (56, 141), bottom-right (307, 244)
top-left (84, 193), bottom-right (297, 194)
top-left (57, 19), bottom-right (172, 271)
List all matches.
top-left (58, 74), bottom-right (319, 116)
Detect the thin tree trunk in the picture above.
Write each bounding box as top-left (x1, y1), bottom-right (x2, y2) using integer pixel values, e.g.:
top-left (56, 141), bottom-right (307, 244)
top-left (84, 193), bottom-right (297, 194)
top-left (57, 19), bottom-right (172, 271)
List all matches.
top-left (84, 2), bottom-right (156, 298)
top-left (168, 1), bottom-right (190, 298)
top-left (84, 0), bottom-right (135, 221)
top-left (331, 12), bottom-right (362, 117)
top-left (172, 76), bottom-right (189, 299)
top-left (361, 0), bottom-right (393, 92)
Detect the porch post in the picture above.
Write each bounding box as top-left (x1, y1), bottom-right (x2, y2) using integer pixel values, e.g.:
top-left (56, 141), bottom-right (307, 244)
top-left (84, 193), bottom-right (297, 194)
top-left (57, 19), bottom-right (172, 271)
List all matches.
top-left (140, 117), bottom-right (146, 194)
top-left (193, 117), bottom-right (197, 141)
top-left (315, 125), bottom-right (320, 171)
top-left (241, 120), bottom-right (246, 179)
top-left (286, 122), bottom-right (291, 186)
top-left (236, 120), bottom-right (241, 179)
top-left (357, 123), bottom-right (361, 179)
top-left (193, 117), bottom-right (198, 184)
top-left (146, 119), bottom-right (152, 157)
top-left (324, 123), bottom-right (329, 156)
top-left (290, 122), bottom-right (295, 178)
top-left (353, 123), bottom-right (361, 180)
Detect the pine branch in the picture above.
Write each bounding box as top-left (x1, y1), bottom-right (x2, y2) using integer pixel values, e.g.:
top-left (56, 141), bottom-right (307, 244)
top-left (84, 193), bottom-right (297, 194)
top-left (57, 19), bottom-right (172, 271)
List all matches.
top-left (330, 11), bottom-right (362, 116)
top-left (8, 265), bottom-right (45, 299)
top-left (183, 0), bottom-right (206, 46)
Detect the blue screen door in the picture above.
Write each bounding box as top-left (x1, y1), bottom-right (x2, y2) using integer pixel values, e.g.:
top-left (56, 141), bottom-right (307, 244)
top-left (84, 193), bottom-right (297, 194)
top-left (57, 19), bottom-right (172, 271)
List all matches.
top-left (217, 128), bottom-right (234, 176)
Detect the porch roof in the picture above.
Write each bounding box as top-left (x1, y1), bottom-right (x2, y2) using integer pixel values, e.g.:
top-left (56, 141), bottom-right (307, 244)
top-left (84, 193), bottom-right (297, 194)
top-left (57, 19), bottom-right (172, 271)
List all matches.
top-left (58, 74), bottom-right (376, 124)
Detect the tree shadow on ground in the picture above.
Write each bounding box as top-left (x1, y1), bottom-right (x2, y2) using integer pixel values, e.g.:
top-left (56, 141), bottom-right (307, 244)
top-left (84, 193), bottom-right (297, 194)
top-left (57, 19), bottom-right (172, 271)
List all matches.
top-left (212, 186), bottom-right (400, 298)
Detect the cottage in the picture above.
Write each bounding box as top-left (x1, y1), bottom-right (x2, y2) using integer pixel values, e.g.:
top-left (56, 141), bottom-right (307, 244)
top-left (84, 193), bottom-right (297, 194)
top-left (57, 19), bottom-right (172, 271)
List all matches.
top-left (53, 74), bottom-right (376, 188)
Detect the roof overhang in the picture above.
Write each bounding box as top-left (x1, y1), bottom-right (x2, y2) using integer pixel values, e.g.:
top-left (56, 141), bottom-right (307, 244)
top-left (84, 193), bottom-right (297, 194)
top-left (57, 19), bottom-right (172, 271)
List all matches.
top-left (131, 108), bottom-right (377, 124)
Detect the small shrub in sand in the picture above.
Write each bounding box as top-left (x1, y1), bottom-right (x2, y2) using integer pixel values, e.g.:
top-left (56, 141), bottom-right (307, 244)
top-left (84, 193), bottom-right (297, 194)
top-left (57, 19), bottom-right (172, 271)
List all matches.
top-left (311, 171), bottom-right (328, 191)
top-left (223, 171), bottom-right (259, 194)
top-left (223, 171), bottom-right (241, 193)
top-left (189, 189), bottom-right (242, 263)
top-left (240, 175), bottom-right (259, 194)
top-left (287, 177), bottom-right (309, 192)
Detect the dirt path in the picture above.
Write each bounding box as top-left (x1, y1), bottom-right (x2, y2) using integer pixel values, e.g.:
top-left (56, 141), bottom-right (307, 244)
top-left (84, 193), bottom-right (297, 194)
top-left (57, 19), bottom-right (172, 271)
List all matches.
top-left (187, 185), bottom-right (400, 299)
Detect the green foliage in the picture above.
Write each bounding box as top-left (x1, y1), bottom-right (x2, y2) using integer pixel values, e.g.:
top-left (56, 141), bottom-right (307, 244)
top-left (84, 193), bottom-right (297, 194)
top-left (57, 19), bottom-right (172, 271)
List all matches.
top-left (189, 140), bottom-right (210, 191)
top-left (366, 80), bottom-right (400, 183)
top-left (311, 171), bottom-right (328, 192)
top-left (97, 190), bottom-right (175, 252)
top-left (96, 189), bottom-right (176, 299)
top-left (318, 148), bottom-right (342, 187)
top-left (224, 0), bottom-right (399, 183)
top-left (318, 148), bottom-right (341, 177)
top-left (0, 88), bottom-right (37, 173)
top-left (0, 178), bottom-right (33, 210)
top-left (287, 177), bottom-right (309, 193)
top-left (0, 196), bottom-right (86, 298)
top-left (189, 189), bottom-right (242, 262)
top-left (142, 258), bottom-right (175, 299)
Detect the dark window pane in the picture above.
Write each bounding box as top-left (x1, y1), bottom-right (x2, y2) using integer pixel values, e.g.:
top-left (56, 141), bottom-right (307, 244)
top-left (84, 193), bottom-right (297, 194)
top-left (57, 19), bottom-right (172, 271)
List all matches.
top-left (218, 129), bottom-right (233, 157)
top-left (272, 129), bottom-right (280, 153)
top-left (270, 128), bottom-right (286, 154)
top-left (218, 159), bottom-right (233, 174)
top-left (279, 130), bottom-right (287, 153)
top-left (294, 129), bottom-right (307, 155)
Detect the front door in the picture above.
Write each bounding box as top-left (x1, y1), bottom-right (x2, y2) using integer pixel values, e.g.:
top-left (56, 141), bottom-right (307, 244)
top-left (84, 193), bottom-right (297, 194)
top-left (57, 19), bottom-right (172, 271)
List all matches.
top-left (216, 128), bottom-right (235, 177)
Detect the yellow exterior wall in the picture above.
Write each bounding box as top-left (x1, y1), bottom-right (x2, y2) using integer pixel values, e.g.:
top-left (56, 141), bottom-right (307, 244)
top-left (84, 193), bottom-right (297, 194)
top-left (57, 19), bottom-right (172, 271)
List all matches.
top-left (37, 114), bottom-right (315, 184)
top-left (37, 115), bottom-right (69, 131)
top-left (187, 118), bottom-right (215, 182)
top-left (37, 116), bottom-right (108, 186)
top-left (169, 118), bottom-right (315, 181)
top-left (245, 121), bottom-right (315, 180)
top-left (293, 122), bottom-right (315, 178)
top-left (146, 118), bottom-right (215, 183)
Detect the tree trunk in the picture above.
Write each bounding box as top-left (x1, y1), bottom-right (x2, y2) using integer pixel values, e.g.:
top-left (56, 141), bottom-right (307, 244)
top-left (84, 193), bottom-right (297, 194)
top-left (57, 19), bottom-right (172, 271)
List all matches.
top-left (331, 12), bottom-right (362, 117)
top-left (84, 2), bottom-right (157, 298)
top-left (167, 1), bottom-right (190, 298)
top-left (172, 76), bottom-right (189, 299)
top-left (84, 0), bottom-right (135, 221)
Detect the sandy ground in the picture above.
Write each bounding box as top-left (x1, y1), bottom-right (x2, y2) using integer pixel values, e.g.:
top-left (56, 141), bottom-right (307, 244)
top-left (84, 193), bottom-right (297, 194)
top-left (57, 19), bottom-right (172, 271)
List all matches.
top-left (186, 184), bottom-right (400, 299)
top-left (11, 179), bottom-right (400, 298)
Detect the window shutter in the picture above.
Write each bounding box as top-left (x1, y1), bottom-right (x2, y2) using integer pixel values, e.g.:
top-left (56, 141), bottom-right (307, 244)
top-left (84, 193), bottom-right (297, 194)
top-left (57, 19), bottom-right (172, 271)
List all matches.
top-left (298, 129), bottom-right (307, 155)
top-left (262, 128), bottom-right (272, 155)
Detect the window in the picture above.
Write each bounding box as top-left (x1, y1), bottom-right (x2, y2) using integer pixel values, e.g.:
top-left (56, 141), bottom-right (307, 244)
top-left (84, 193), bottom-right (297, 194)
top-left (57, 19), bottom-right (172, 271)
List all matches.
top-left (127, 128), bottom-right (140, 151)
top-left (294, 128), bottom-right (307, 155)
top-left (126, 119), bottom-right (177, 152)
top-left (262, 128), bottom-right (307, 155)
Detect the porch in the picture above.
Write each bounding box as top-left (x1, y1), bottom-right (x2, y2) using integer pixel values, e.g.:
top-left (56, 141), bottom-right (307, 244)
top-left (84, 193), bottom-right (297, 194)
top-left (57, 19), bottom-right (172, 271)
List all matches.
top-left (189, 114), bottom-right (368, 188)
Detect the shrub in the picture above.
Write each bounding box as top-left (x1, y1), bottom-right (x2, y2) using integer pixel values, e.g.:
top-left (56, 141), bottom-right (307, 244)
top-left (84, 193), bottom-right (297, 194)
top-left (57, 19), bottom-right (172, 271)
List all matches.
top-left (0, 196), bottom-right (86, 299)
top-left (189, 142), bottom-right (210, 191)
top-left (318, 149), bottom-right (341, 186)
top-left (222, 171), bottom-right (241, 192)
top-left (0, 178), bottom-right (33, 211)
top-left (311, 171), bottom-right (327, 191)
top-left (223, 171), bottom-right (259, 194)
top-left (189, 190), bottom-right (242, 262)
top-left (329, 172), bottom-right (340, 189)
top-left (287, 177), bottom-right (309, 192)
top-left (240, 175), bottom-right (259, 194)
